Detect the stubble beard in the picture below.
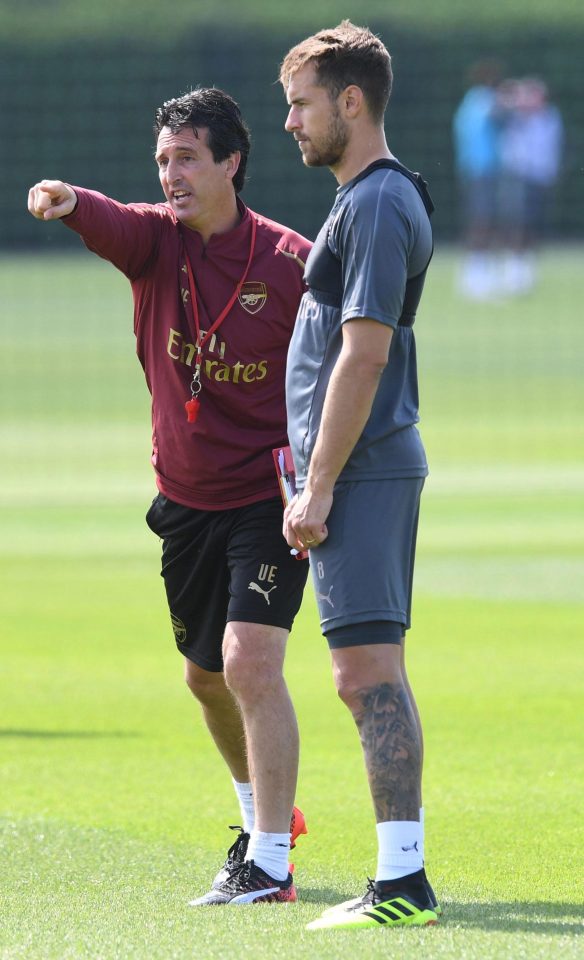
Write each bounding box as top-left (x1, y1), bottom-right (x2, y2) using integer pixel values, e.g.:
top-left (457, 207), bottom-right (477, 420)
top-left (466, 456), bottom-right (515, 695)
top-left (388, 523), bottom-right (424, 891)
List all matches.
top-left (302, 106), bottom-right (349, 169)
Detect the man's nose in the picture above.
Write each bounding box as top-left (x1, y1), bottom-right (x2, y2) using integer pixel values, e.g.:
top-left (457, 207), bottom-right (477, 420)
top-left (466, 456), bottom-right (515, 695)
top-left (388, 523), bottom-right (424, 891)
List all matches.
top-left (285, 107), bottom-right (299, 132)
top-left (166, 158), bottom-right (181, 182)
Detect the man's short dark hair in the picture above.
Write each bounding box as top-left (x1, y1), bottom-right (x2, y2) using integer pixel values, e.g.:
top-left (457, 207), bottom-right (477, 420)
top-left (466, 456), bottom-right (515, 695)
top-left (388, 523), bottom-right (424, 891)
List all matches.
top-left (280, 20), bottom-right (392, 124)
top-left (154, 88), bottom-right (251, 194)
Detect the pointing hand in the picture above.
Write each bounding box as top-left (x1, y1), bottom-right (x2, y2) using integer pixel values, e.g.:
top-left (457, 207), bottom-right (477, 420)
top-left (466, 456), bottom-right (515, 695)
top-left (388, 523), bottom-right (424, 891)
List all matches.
top-left (28, 180), bottom-right (77, 220)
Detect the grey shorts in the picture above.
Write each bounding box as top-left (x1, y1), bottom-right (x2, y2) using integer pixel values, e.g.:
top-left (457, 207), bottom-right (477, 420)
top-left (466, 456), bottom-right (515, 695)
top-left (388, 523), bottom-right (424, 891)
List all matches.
top-left (309, 478), bottom-right (424, 640)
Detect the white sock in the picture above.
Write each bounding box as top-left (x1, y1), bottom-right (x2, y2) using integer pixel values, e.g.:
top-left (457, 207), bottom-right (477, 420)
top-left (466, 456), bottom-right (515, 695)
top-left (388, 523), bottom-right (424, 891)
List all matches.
top-left (232, 779), bottom-right (254, 834)
top-left (375, 820), bottom-right (424, 882)
top-left (247, 830), bottom-right (290, 881)
top-left (419, 807), bottom-right (425, 862)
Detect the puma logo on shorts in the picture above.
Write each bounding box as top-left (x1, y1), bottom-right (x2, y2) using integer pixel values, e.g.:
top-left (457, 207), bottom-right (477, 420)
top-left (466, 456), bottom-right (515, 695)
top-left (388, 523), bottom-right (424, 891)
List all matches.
top-left (248, 582), bottom-right (278, 605)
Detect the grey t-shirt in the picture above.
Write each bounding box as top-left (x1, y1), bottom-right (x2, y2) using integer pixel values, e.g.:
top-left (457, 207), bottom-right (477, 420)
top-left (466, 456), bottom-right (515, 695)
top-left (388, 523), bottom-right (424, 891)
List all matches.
top-left (286, 161), bottom-right (433, 485)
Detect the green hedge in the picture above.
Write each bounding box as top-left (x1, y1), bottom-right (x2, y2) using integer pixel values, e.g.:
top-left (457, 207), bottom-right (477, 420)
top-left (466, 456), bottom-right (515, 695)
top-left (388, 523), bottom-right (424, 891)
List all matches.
top-left (2, 0), bottom-right (584, 44)
top-left (3, 24), bottom-right (583, 250)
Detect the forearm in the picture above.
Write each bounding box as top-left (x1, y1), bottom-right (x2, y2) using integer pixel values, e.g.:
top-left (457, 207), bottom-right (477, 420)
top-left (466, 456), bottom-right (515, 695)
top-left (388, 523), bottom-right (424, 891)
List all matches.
top-left (62, 188), bottom-right (157, 278)
top-left (305, 351), bottom-right (385, 496)
top-left (283, 318), bottom-right (392, 550)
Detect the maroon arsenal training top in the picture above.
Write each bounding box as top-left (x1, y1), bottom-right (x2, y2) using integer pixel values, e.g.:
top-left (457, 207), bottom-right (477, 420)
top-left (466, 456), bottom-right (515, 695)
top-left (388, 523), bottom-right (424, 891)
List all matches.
top-left (64, 189), bottom-right (311, 510)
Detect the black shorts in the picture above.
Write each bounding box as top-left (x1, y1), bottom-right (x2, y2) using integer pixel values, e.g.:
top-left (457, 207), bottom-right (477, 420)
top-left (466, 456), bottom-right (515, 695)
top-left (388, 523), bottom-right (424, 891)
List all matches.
top-left (146, 494), bottom-right (309, 672)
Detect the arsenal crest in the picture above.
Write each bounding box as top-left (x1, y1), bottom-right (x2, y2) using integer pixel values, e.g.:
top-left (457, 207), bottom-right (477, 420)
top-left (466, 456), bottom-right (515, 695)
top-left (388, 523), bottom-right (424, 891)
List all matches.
top-left (238, 281), bottom-right (267, 315)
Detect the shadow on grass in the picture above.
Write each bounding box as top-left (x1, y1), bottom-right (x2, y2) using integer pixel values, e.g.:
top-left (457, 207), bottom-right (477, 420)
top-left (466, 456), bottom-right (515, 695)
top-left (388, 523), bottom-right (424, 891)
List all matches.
top-left (302, 890), bottom-right (583, 934)
top-left (0, 728), bottom-right (141, 739)
top-left (439, 900), bottom-right (584, 934)
top-left (299, 886), bottom-right (354, 907)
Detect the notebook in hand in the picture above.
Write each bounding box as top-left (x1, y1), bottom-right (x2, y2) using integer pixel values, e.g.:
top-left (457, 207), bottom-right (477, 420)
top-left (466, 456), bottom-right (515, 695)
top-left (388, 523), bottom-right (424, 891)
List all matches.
top-left (272, 445), bottom-right (308, 560)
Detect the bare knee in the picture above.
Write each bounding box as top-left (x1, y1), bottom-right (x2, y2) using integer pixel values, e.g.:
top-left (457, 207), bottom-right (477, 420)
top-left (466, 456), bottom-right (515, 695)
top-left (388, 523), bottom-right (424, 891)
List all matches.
top-left (222, 622), bottom-right (287, 702)
top-left (184, 658), bottom-right (227, 706)
top-left (333, 666), bottom-right (372, 714)
top-left (223, 645), bottom-right (276, 701)
top-left (331, 646), bottom-right (403, 715)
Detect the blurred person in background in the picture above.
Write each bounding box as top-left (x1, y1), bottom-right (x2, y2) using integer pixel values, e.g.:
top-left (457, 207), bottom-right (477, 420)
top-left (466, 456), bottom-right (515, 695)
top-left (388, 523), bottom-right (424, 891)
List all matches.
top-left (452, 59), bottom-right (503, 301)
top-left (497, 77), bottom-right (564, 295)
top-left (27, 87), bottom-right (311, 906)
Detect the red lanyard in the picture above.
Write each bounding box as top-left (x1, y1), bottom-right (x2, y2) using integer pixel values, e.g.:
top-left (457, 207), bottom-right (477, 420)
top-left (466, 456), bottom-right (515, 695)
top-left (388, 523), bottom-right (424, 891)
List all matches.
top-left (182, 214), bottom-right (257, 423)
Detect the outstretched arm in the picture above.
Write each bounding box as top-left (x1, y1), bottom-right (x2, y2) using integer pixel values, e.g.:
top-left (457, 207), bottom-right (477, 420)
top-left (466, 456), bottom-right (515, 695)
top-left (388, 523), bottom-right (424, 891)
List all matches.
top-left (28, 180), bottom-right (77, 221)
top-left (27, 179), bottom-right (164, 279)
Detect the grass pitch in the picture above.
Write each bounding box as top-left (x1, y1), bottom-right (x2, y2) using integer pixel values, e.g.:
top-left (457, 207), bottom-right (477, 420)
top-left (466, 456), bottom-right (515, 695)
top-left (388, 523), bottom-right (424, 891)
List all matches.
top-left (1, 249), bottom-right (583, 959)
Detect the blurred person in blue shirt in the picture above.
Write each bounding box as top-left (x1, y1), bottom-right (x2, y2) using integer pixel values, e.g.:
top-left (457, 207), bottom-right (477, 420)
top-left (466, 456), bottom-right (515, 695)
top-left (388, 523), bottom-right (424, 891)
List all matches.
top-left (497, 77), bottom-right (564, 294)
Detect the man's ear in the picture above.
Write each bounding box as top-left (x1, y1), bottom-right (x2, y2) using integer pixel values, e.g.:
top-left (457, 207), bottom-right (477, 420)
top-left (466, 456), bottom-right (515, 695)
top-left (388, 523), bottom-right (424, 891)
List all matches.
top-left (340, 84), bottom-right (364, 119)
top-left (224, 151), bottom-right (241, 182)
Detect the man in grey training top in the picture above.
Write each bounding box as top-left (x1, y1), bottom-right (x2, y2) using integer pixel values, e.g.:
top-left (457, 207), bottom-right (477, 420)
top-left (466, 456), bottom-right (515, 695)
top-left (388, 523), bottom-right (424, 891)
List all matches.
top-left (280, 21), bottom-right (440, 930)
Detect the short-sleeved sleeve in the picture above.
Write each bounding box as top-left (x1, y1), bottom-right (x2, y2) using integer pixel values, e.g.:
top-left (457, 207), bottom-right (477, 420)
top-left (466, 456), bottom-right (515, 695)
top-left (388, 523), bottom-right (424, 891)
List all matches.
top-left (329, 171), bottom-right (419, 329)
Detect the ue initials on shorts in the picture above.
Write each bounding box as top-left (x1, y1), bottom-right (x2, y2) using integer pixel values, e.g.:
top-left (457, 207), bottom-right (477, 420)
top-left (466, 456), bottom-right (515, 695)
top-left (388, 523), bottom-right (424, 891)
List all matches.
top-left (257, 563), bottom-right (278, 583)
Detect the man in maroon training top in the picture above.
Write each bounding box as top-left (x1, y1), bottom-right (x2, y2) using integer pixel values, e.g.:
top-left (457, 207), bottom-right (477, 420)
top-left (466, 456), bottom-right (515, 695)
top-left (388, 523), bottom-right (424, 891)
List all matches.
top-left (28, 88), bottom-right (311, 905)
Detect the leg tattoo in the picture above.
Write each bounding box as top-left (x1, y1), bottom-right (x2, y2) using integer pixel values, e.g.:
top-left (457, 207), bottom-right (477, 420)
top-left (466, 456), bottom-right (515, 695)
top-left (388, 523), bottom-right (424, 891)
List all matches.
top-left (353, 682), bottom-right (421, 822)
